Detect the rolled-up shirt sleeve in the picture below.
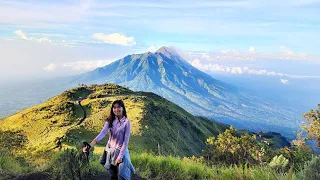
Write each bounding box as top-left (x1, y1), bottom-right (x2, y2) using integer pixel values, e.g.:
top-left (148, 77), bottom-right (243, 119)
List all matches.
top-left (118, 120), bottom-right (131, 160)
top-left (94, 121), bottom-right (109, 142)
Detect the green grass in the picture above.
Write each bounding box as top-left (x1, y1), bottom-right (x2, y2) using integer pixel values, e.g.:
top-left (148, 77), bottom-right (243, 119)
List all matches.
top-left (132, 153), bottom-right (214, 180)
top-left (0, 150), bottom-right (300, 180)
top-left (0, 152), bottom-right (32, 179)
top-left (131, 153), bottom-right (297, 180)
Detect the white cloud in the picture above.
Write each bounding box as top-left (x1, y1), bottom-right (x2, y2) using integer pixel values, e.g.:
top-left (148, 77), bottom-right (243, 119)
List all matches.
top-left (280, 79), bottom-right (289, 84)
top-left (37, 37), bottom-right (52, 43)
top-left (148, 45), bottom-right (157, 52)
top-left (201, 53), bottom-right (210, 59)
top-left (190, 59), bottom-right (320, 79)
top-left (278, 46), bottom-right (308, 60)
top-left (231, 67), bottom-right (243, 74)
top-left (29, 33), bottom-right (66, 38)
top-left (184, 46), bottom-right (320, 63)
top-left (44, 63), bottom-right (57, 71)
top-left (249, 46), bottom-right (255, 53)
top-left (11, 30), bottom-right (84, 48)
top-left (92, 33), bottom-right (136, 46)
top-left (13, 30), bottom-right (54, 44)
top-left (14, 30), bottom-right (28, 40)
top-left (63, 59), bottom-right (116, 71)
top-left (191, 58), bottom-right (202, 68)
top-left (43, 59), bottom-right (117, 73)
top-left (216, 49), bottom-right (256, 61)
top-left (187, 47), bottom-right (314, 62)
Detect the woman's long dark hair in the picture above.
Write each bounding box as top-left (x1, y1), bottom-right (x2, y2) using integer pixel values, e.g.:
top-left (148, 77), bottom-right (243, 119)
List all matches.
top-left (107, 100), bottom-right (127, 128)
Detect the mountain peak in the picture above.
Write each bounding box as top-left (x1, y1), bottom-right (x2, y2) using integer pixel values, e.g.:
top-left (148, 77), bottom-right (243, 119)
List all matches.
top-left (156, 46), bottom-right (179, 57)
top-left (156, 46), bottom-right (171, 53)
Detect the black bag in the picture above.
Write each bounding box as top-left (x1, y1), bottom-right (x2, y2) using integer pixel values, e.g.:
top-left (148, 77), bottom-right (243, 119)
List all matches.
top-left (99, 149), bottom-right (107, 165)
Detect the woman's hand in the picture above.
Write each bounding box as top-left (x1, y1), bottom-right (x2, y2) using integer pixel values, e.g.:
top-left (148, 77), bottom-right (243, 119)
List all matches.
top-left (82, 146), bottom-right (89, 153)
top-left (115, 157), bottom-right (122, 165)
top-left (82, 140), bottom-right (95, 153)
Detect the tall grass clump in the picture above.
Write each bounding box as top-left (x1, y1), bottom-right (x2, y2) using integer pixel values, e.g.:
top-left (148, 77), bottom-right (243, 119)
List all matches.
top-left (131, 153), bottom-right (215, 180)
top-left (296, 155), bottom-right (320, 180)
top-left (131, 153), bottom-right (298, 180)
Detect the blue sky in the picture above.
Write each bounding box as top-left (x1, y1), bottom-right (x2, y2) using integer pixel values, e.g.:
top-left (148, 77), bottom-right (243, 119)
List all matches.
top-left (0, 0), bottom-right (320, 82)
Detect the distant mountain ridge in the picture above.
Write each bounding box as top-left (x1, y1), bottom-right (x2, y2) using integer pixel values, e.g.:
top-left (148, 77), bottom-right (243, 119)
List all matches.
top-left (73, 47), bottom-right (300, 139)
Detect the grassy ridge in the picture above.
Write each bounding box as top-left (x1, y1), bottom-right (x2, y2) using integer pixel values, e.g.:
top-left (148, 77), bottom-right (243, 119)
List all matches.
top-left (0, 84), bottom-right (227, 159)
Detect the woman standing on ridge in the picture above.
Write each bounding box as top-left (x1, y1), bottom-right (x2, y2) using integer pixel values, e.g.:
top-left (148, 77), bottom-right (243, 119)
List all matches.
top-left (83, 100), bottom-right (134, 180)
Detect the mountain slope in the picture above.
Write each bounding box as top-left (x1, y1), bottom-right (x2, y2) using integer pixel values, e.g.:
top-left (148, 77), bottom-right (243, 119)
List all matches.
top-left (73, 47), bottom-right (299, 138)
top-left (0, 84), bottom-right (228, 157)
